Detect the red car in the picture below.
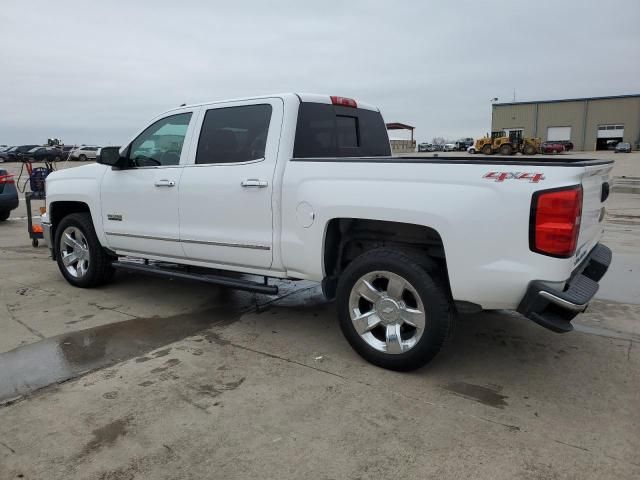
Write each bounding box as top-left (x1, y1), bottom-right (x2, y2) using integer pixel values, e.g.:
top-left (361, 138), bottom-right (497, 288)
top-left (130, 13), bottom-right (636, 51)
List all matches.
top-left (541, 141), bottom-right (565, 154)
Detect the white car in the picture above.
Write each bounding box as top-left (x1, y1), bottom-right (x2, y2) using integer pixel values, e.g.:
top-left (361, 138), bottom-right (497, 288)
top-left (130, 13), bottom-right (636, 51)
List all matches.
top-left (69, 146), bottom-right (100, 161)
top-left (42, 93), bottom-right (613, 371)
top-left (443, 143), bottom-right (456, 152)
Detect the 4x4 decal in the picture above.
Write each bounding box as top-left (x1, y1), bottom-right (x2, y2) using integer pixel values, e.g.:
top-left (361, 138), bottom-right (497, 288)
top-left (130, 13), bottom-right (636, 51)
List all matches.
top-left (483, 172), bottom-right (545, 183)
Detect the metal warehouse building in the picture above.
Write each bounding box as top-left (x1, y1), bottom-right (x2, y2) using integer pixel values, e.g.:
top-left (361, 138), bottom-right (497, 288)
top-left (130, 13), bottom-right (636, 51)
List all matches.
top-left (492, 94), bottom-right (640, 151)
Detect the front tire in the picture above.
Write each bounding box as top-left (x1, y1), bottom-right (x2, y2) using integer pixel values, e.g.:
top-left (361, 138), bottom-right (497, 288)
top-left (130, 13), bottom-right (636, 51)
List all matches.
top-left (0, 210), bottom-right (10, 222)
top-left (481, 144), bottom-right (493, 155)
top-left (55, 212), bottom-right (114, 288)
top-left (336, 248), bottom-right (453, 371)
top-left (78, 154), bottom-right (87, 162)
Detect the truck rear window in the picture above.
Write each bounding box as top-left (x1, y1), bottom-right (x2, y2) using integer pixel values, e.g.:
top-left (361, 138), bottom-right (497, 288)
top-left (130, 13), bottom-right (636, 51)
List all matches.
top-left (293, 102), bottom-right (390, 158)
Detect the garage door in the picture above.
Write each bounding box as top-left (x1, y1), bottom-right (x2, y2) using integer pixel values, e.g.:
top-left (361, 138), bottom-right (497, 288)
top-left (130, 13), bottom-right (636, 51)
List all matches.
top-left (597, 124), bottom-right (624, 138)
top-left (547, 126), bottom-right (572, 141)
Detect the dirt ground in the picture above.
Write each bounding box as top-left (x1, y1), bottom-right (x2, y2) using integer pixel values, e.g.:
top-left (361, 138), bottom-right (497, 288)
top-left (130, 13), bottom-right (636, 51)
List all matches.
top-left (0, 153), bottom-right (638, 479)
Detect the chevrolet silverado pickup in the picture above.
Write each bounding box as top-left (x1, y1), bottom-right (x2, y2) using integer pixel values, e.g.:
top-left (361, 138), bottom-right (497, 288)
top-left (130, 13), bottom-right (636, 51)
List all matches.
top-left (42, 93), bottom-right (613, 371)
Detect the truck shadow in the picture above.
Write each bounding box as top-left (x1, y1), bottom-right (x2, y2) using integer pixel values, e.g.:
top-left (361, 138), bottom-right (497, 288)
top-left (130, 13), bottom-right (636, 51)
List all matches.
top-left (246, 287), bottom-right (619, 383)
top-left (91, 274), bottom-right (616, 379)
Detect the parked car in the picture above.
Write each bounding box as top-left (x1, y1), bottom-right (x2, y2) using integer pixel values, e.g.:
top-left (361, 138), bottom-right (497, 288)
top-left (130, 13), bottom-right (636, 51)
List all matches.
top-left (556, 140), bottom-right (574, 151)
top-left (417, 143), bottom-right (432, 152)
top-left (455, 138), bottom-right (474, 151)
top-left (23, 147), bottom-right (64, 162)
top-left (3, 147), bottom-right (17, 161)
top-left (443, 143), bottom-right (456, 152)
top-left (614, 142), bottom-right (631, 153)
top-left (541, 141), bottom-right (565, 154)
top-left (0, 147), bottom-right (12, 162)
top-left (69, 146), bottom-right (100, 161)
top-left (0, 168), bottom-right (19, 221)
top-left (60, 145), bottom-right (78, 160)
top-left (43, 93), bottom-right (613, 371)
top-left (6, 144), bottom-right (40, 161)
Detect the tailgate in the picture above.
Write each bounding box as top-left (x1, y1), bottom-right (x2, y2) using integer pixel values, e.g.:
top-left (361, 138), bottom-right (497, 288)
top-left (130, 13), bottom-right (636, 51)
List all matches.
top-left (575, 163), bottom-right (613, 264)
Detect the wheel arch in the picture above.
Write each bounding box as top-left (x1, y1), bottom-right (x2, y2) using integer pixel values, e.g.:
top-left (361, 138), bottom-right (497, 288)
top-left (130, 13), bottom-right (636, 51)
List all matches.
top-left (321, 218), bottom-right (451, 300)
top-left (48, 201), bottom-right (91, 256)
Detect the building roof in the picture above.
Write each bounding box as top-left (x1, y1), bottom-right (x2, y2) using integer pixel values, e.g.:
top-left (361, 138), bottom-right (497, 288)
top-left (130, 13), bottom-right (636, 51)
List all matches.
top-left (495, 93), bottom-right (640, 107)
top-left (386, 122), bottom-right (414, 130)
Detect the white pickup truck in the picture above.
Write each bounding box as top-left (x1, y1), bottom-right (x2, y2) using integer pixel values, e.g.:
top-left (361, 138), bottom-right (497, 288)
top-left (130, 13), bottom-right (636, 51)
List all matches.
top-left (42, 93), bottom-right (613, 371)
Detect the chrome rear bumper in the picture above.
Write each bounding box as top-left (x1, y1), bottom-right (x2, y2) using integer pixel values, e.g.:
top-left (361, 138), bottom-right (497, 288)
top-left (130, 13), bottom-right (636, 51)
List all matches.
top-left (517, 243), bottom-right (612, 333)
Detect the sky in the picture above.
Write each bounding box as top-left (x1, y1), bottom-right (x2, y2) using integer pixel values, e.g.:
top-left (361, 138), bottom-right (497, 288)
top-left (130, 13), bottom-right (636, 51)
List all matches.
top-left (1, 0), bottom-right (639, 146)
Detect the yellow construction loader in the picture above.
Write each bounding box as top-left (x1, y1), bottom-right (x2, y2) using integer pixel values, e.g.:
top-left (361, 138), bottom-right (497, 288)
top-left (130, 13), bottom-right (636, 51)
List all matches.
top-left (473, 131), bottom-right (540, 155)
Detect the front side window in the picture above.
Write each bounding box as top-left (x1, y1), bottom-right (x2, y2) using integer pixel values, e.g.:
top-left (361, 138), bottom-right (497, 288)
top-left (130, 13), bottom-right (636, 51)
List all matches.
top-left (195, 104), bottom-right (272, 165)
top-left (128, 112), bottom-right (192, 167)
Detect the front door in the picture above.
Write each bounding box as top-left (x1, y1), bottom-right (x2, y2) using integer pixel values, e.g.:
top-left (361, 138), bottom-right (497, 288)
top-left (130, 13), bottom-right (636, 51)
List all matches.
top-left (179, 99), bottom-right (283, 270)
top-left (101, 111), bottom-right (195, 258)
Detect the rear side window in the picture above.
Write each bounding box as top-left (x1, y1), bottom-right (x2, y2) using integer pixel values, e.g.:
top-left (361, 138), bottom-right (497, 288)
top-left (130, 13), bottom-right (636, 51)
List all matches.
top-left (196, 104), bottom-right (272, 164)
top-left (293, 102), bottom-right (390, 158)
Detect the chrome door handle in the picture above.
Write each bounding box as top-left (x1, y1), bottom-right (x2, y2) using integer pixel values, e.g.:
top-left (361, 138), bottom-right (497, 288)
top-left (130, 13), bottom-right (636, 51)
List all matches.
top-left (154, 179), bottom-right (175, 187)
top-left (241, 179), bottom-right (268, 188)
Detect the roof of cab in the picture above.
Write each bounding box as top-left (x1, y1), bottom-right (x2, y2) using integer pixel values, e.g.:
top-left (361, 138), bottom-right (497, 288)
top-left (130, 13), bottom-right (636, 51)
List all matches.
top-left (160, 93), bottom-right (379, 116)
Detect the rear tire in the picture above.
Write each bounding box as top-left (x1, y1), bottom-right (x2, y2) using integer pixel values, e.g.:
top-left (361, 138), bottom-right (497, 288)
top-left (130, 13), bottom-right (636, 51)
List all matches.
top-left (55, 212), bottom-right (114, 288)
top-left (78, 154), bottom-right (87, 162)
top-left (499, 144), bottom-right (513, 155)
top-left (0, 210), bottom-right (10, 222)
top-left (336, 248), bottom-right (453, 371)
top-left (481, 144), bottom-right (492, 155)
top-left (523, 144), bottom-right (536, 155)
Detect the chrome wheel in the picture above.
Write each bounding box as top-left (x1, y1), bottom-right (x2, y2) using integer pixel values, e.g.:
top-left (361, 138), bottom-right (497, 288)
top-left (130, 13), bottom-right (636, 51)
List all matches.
top-left (348, 270), bottom-right (426, 354)
top-left (59, 226), bottom-right (90, 278)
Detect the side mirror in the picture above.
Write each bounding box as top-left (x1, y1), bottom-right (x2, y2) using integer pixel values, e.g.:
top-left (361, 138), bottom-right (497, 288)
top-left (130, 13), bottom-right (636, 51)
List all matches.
top-left (97, 146), bottom-right (125, 168)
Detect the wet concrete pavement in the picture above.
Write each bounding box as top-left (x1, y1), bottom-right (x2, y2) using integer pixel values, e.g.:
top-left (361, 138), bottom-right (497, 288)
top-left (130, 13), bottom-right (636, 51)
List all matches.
top-left (0, 278), bottom-right (318, 404)
top-left (1, 293), bottom-right (638, 479)
top-left (0, 154), bottom-right (639, 479)
top-left (0, 307), bottom-right (241, 403)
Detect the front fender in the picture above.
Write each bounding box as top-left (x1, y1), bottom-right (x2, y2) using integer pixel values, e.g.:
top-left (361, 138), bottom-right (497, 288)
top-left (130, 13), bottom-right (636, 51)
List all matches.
top-left (45, 164), bottom-right (109, 245)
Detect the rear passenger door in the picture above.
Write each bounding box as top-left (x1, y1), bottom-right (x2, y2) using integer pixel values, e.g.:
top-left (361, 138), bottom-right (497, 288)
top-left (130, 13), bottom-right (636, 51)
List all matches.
top-left (179, 99), bottom-right (283, 270)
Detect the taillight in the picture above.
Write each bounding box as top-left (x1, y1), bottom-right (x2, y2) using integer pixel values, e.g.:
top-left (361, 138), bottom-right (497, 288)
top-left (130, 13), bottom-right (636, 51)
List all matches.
top-left (330, 96), bottom-right (357, 108)
top-left (0, 174), bottom-right (14, 184)
top-left (530, 185), bottom-right (583, 258)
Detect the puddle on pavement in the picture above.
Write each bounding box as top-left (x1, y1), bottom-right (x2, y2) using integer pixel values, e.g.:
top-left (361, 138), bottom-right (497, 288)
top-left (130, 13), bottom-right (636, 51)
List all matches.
top-left (442, 382), bottom-right (508, 409)
top-left (0, 307), bottom-right (242, 404)
top-left (0, 279), bottom-right (327, 404)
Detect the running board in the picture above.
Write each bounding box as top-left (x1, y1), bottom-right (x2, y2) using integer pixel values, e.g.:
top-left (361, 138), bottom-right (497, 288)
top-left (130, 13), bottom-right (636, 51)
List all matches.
top-left (111, 261), bottom-right (279, 295)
